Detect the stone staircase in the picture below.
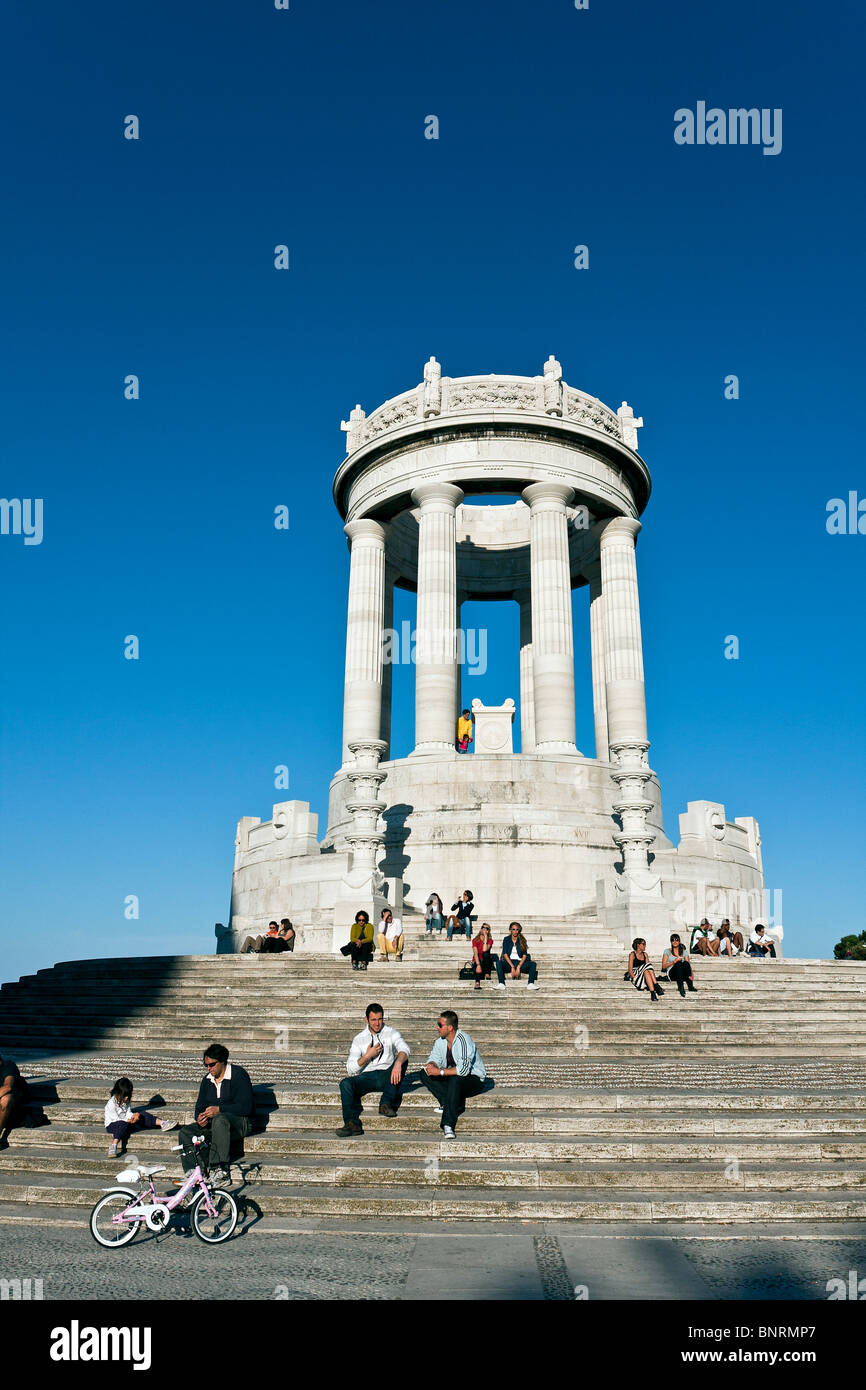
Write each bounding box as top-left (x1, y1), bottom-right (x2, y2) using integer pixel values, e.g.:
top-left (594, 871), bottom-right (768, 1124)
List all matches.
top-left (1, 951), bottom-right (865, 1225)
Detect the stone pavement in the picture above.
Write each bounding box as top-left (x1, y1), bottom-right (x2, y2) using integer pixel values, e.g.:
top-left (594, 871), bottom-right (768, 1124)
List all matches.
top-left (0, 1216), bottom-right (863, 1301)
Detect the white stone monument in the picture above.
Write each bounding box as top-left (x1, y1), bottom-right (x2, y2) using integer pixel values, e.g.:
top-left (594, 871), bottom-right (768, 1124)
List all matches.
top-left (226, 357), bottom-right (768, 957)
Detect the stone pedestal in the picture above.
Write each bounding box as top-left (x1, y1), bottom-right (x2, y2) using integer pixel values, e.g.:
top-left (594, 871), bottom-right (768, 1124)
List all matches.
top-left (471, 699), bottom-right (516, 755)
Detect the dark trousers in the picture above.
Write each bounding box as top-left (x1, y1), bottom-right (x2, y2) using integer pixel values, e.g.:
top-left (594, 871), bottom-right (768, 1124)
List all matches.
top-left (474, 951), bottom-right (496, 980)
top-left (106, 1111), bottom-right (159, 1142)
top-left (420, 1071), bottom-right (485, 1131)
top-left (339, 1068), bottom-right (404, 1124)
top-left (748, 942), bottom-right (776, 957)
top-left (496, 954), bottom-right (537, 984)
top-left (668, 959), bottom-right (694, 991)
top-left (179, 1113), bottom-right (252, 1171)
top-left (342, 939), bottom-right (374, 965)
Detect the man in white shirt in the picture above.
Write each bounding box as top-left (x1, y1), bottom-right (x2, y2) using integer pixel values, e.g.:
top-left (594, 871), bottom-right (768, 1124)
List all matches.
top-left (748, 923), bottom-right (777, 958)
top-left (336, 1003), bottom-right (410, 1137)
top-left (376, 908), bottom-right (404, 962)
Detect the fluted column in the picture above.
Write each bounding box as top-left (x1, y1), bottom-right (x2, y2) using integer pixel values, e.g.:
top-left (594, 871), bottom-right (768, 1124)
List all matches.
top-left (341, 518), bottom-right (388, 765)
top-left (596, 516), bottom-right (654, 878)
top-left (596, 518), bottom-right (647, 746)
top-left (379, 563), bottom-right (396, 755)
top-left (585, 559), bottom-right (609, 761)
top-left (522, 482), bottom-right (577, 754)
top-left (516, 589), bottom-right (536, 753)
top-left (411, 482), bottom-right (464, 753)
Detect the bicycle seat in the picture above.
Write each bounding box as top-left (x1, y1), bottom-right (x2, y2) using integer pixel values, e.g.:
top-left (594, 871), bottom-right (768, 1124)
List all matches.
top-left (138, 1164), bottom-right (166, 1177)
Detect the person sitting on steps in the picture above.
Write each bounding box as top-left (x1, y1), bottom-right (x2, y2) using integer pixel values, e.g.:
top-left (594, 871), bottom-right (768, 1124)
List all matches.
top-left (471, 923), bottom-right (497, 990)
top-left (425, 892), bottom-right (445, 934)
top-left (660, 935), bottom-right (697, 998)
top-left (628, 938), bottom-right (664, 1002)
top-left (420, 1010), bottom-right (488, 1139)
top-left (377, 908), bottom-right (404, 962)
top-left (446, 890), bottom-right (474, 940)
top-left (239, 921), bottom-right (280, 954)
top-left (177, 1043), bottom-right (254, 1190)
top-left (692, 919), bottom-right (721, 956)
top-left (495, 922), bottom-right (539, 990)
top-left (717, 920), bottom-right (744, 957)
top-left (336, 1003), bottom-right (410, 1138)
top-left (340, 910), bottom-right (375, 970)
top-left (104, 1076), bottom-right (176, 1157)
top-left (0, 1052), bottom-right (27, 1151)
top-left (748, 923), bottom-right (778, 958)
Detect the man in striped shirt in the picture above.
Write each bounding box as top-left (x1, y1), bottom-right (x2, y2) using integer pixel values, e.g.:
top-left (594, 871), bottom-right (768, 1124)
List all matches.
top-left (420, 1010), bottom-right (487, 1138)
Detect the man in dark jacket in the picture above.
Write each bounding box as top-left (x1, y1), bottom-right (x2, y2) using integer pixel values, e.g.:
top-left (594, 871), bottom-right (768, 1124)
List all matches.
top-left (178, 1043), bottom-right (254, 1188)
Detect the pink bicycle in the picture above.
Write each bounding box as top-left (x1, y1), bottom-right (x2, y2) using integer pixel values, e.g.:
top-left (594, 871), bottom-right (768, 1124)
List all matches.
top-left (89, 1136), bottom-right (238, 1247)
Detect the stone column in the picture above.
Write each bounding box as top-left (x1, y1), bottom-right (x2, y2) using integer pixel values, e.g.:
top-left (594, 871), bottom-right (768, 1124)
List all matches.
top-left (341, 518), bottom-right (388, 765)
top-left (522, 482), bottom-right (577, 754)
top-left (379, 563), bottom-right (396, 756)
top-left (596, 517), bottom-right (654, 878)
top-left (411, 482), bottom-right (464, 753)
top-left (516, 589), bottom-right (536, 753)
top-left (585, 559), bottom-right (609, 761)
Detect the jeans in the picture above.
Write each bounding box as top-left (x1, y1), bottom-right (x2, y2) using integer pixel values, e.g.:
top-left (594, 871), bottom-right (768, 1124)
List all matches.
top-left (339, 1069), bottom-right (404, 1124)
top-left (426, 916), bottom-right (445, 933)
top-left (106, 1111), bottom-right (159, 1142)
top-left (420, 1072), bottom-right (485, 1131)
top-left (179, 1114), bottom-right (252, 1171)
top-left (495, 954), bottom-right (537, 984)
top-left (447, 921), bottom-right (471, 940)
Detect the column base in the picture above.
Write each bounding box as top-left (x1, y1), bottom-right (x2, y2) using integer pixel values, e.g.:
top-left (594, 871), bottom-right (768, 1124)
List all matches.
top-left (410, 743), bottom-right (458, 757)
top-left (534, 741), bottom-right (581, 756)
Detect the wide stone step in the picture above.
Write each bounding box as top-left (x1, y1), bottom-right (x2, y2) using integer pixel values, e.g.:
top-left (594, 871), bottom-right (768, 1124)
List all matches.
top-left (19, 1125), bottom-right (866, 1163)
top-left (5, 1144), bottom-right (866, 1191)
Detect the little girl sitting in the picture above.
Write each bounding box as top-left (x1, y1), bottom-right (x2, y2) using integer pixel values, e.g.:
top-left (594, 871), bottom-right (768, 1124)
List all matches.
top-left (104, 1076), bottom-right (176, 1157)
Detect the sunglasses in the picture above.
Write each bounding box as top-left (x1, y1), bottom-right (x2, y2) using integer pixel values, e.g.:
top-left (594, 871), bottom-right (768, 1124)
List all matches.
top-left (204, 1060), bottom-right (219, 1069)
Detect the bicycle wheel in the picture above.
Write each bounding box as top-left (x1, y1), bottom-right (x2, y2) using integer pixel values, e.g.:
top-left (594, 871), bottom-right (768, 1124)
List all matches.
top-left (89, 1188), bottom-right (141, 1248)
top-left (191, 1188), bottom-right (238, 1244)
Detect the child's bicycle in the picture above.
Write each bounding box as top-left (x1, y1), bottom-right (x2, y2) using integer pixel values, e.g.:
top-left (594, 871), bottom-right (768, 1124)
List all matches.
top-left (89, 1135), bottom-right (238, 1247)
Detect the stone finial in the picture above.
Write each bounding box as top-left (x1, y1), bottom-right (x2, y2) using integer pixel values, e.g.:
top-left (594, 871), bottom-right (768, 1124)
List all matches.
top-left (340, 403), bottom-right (366, 454)
top-left (617, 401), bottom-right (644, 450)
top-left (423, 355), bottom-right (442, 417)
top-left (543, 355), bottom-right (563, 416)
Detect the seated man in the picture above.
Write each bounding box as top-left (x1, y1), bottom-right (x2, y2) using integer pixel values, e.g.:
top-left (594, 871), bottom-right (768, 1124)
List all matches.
top-left (495, 923), bottom-right (539, 989)
top-left (336, 1003), bottom-right (409, 1137)
top-left (747, 923), bottom-right (777, 958)
top-left (178, 1044), bottom-right (254, 1188)
top-left (420, 1011), bottom-right (488, 1138)
top-left (240, 921), bottom-right (280, 954)
top-left (0, 1053), bottom-right (27, 1150)
top-left (717, 920), bottom-right (744, 957)
top-left (660, 934), bottom-right (697, 996)
top-left (376, 909), bottom-right (404, 962)
top-left (691, 919), bottom-right (720, 956)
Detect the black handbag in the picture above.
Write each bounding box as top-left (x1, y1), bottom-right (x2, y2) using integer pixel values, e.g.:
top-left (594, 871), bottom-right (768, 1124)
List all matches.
top-left (458, 962), bottom-right (476, 980)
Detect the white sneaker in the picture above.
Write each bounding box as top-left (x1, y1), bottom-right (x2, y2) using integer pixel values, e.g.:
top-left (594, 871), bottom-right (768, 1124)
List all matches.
top-left (527, 982), bottom-right (539, 991)
top-left (495, 982), bottom-right (506, 990)
top-left (442, 1125), bottom-right (456, 1139)
top-left (159, 1119), bottom-right (177, 1131)
top-left (433, 1106), bottom-right (443, 1114)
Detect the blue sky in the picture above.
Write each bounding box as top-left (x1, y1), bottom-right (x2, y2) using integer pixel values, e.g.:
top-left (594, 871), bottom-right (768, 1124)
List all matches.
top-left (2, 0), bottom-right (864, 979)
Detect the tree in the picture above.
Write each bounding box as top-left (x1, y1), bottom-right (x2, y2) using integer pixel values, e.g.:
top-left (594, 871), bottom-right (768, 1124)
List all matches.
top-left (833, 931), bottom-right (866, 961)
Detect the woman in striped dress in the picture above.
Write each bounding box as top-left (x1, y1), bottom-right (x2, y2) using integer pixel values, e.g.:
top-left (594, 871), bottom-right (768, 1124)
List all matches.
top-left (628, 938), bottom-right (665, 1002)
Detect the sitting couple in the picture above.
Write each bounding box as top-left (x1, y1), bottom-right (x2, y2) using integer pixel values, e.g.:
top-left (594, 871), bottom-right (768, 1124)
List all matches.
top-left (240, 919), bottom-right (295, 954)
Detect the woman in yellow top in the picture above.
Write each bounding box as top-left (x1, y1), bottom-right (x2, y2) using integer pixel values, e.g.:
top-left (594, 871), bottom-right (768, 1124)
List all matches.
top-left (457, 708), bottom-right (473, 753)
top-left (339, 911), bottom-right (375, 971)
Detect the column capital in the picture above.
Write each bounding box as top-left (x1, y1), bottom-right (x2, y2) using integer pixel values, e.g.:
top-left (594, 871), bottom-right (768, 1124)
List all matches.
top-left (522, 481), bottom-right (574, 511)
top-left (593, 515), bottom-right (641, 547)
top-left (344, 517), bottom-right (389, 546)
top-left (410, 482), bottom-right (464, 511)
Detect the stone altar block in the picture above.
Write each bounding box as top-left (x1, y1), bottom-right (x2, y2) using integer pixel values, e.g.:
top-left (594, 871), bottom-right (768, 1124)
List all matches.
top-left (471, 698), bottom-right (515, 756)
